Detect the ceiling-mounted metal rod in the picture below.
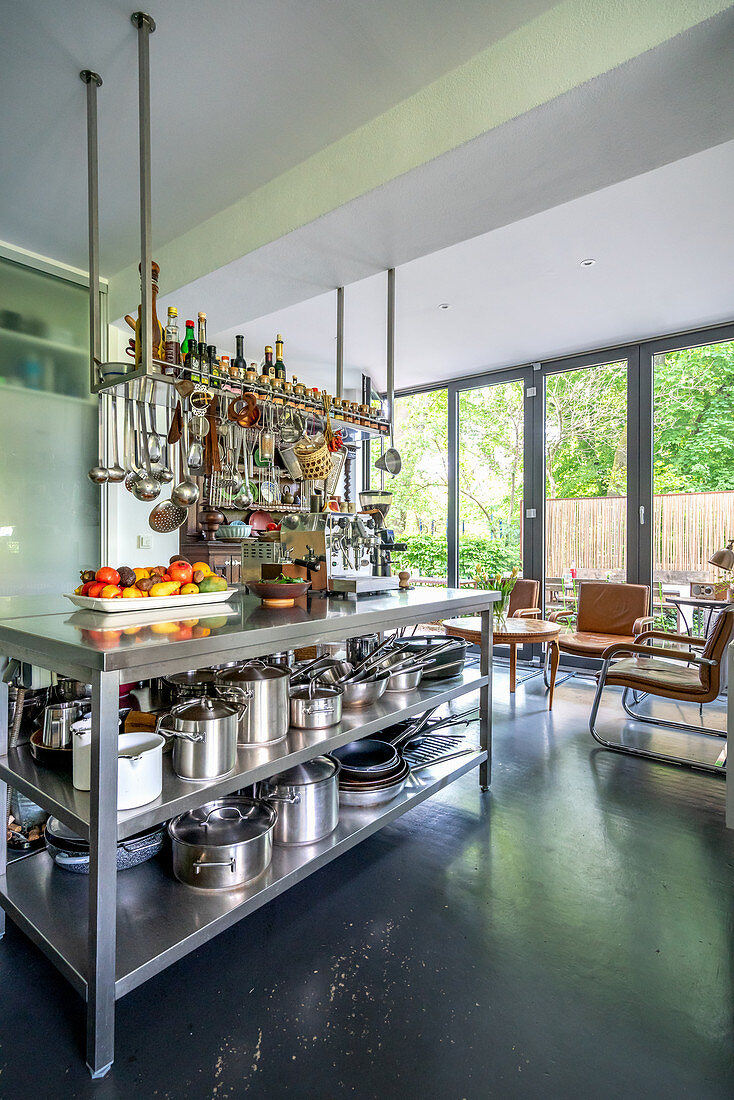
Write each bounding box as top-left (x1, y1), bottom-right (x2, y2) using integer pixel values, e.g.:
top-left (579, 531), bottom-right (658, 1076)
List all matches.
top-left (132, 11), bottom-right (156, 376)
top-left (80, 69), bottom-right (102, 392)
top-left (380, 267), bottom-right (396, 490)
top-left (386, 268), bottom-right (395, 431)
top-left (336, 286), bottom-right (344, 400)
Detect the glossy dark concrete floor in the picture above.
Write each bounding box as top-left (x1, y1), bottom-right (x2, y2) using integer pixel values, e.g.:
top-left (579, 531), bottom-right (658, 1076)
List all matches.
top-left (2, 665), bottom-right (734, 1099)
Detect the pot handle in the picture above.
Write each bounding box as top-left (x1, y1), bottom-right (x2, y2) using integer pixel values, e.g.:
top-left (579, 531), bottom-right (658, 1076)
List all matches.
top-left (303, 702), bottom-right (334, 715)
top-left (193, 856), bottom-right (236, 874)
top-left (261, 788), bottom-right (300, 804)
top-left (201, 805), bottom-right (248, 826)
top-left (215, 687), bottom-right (251, 719)
top-left (155, 713), bottom-right (204, 743)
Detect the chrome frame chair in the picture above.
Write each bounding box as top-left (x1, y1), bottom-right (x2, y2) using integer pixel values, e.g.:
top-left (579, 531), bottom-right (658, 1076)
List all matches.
top-left (588, 616), bottom-right (734, 774)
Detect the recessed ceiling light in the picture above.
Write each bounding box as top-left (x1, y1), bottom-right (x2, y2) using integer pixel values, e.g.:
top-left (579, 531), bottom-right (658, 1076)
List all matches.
top-left (580, 258), bottom-right (596, 267)
top-left (438, 302), bottom-right (451, 310)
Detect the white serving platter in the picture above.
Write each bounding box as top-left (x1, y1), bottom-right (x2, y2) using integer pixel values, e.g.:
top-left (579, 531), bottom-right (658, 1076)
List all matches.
top-left (64, 588), bottom-right (237, 613)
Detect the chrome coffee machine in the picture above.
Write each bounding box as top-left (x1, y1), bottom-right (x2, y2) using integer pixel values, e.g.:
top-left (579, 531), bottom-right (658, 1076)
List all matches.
top-left (280, 493), bottom-right (405, 595)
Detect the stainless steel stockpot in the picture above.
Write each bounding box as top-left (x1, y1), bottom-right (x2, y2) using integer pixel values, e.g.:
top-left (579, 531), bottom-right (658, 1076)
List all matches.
top-left (258, 756), bottom-right (340, 845)
top-left (168, 797), bottom-right (276, 889)
top-left (156, 696), bottom-right (245, 782)
top-left (214, 661), bottom-right (289, 745)
top-left (289, 684), bottom-right (343, 730)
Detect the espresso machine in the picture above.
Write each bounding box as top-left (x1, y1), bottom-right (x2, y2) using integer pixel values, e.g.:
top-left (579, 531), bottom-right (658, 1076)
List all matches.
top-left (279, 492), bottom-right (405, 595)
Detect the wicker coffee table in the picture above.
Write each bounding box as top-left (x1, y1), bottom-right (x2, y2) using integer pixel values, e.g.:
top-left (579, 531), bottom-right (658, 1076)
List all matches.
top-left (443, 616), bottom-right (561, 709)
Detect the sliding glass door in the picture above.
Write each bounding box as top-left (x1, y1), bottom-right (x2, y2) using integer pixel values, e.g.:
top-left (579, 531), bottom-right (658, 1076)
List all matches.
top-left (544, 358), bottom-right (628, 616)
top-left (651, 336), bottom-right (734, 631)
top-left (458, 379), bottom-right (524, 585)
top-left (387, 389), bottom-right (449, 583)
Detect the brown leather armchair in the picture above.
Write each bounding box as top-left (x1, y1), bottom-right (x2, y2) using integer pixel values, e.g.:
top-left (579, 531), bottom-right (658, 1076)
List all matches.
top-left (508, 578), bottom-right (541, 618)
top-left (589, 606), bottom-right (734, 773)
top-left (549, 581), bottom-right (652, 658)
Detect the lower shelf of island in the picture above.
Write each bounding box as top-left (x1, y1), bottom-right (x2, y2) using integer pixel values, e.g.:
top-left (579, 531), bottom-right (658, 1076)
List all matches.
top-left (0, 667), bottom-right (486, 842)
top-left (0, 747), bottom-right (486, 1000)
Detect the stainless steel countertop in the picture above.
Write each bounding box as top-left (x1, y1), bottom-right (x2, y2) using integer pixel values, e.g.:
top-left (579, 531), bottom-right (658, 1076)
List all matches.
top-left (0, 587), bottom-right (498, 676)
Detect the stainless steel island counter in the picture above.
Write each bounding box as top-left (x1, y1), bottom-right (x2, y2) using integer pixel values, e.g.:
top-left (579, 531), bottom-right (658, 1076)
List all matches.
top-left (0, 586), bottom-right (497, 1077)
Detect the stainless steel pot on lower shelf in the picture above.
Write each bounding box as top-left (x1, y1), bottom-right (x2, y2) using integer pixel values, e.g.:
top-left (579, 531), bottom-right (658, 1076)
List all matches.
top-left (156, 696), bottom-right (246, 782)
top-left (214, 661), bottom-right (289, 745)
top-left (257, 755), bottom-right (340, 845)
top-left (168, 797), bottom-right (277, 889)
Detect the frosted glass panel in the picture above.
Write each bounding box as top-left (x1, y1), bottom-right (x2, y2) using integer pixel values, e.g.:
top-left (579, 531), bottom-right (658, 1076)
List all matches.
top-left (0, 257), bottom-right (99, 594)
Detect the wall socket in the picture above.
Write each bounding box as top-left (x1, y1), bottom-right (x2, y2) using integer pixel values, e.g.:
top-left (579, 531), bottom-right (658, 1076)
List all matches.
top-left (137, 534), bottom-right (153, 550)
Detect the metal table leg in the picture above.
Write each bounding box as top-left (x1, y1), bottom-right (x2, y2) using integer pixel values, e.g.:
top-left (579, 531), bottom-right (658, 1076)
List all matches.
top-left (479, 606), bottom-right (492, 791)
top-left (0, 679), bottom-right (7, 941)
top-left (86, 670), bottom-right (119, 1078)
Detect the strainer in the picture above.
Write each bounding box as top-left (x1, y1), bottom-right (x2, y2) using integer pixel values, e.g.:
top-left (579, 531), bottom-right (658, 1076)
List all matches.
top-left (149, 498), bottom-right (188, 532)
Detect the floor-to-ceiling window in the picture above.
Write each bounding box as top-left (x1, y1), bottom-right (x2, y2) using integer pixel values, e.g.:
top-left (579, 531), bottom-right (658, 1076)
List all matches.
top-left (651, 337), bottom-right (734, 631)
top-left (384, 389), bottom-right (449, 583)
top-left (375, 320), bottom-right (734, 651)
top-left (544, 358), bottom-right (628, 615)
top-left (458, 380), bottom-right (524, 584)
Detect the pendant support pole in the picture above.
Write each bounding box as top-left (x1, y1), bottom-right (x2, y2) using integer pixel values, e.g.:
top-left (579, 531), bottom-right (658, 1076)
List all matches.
top-left (336, 286), bottom-right (344, 401)
top-left (132, 11), bottom-right (156, 377)
top-left (80, 70), bottom-right (102, 392)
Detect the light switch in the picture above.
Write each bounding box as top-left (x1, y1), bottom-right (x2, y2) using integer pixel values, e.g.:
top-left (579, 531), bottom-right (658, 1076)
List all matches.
top-left (137, 534), bottom-right (153, 549)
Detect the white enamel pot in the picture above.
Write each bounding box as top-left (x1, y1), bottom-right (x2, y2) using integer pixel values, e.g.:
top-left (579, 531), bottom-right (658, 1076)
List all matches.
top-left (73, 730), bottom-right (164, 810)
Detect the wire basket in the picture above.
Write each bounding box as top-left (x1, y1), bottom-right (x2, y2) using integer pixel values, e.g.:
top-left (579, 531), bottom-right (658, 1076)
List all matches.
top-left (294, 439), bottom-right (333, 479)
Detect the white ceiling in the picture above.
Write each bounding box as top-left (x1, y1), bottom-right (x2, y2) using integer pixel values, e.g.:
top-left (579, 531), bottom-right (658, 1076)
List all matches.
top-left (196, 139), bottom-right (734, 392)
top-left (0, 0), bottom-right (555, 273)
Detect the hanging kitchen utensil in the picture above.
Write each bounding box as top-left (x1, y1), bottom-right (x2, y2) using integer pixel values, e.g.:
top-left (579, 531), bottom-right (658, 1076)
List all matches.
top-left (189, 413), bottom-right (209, 439)
top-left (88, 394), bottom-right (109, 483)
top-left (145, 378), bottom-right (162, 463)
top-left (107, 393), bottom-right (126, 482)
top-left (258, 402), bottom-right (275, 462)
top-left (168, 400), bottom-right (183, 444)
top-left (132, 396), bottom-right (161, 501)
top-left (190, 385), bottom-right (213, 411)
top-left (279, 404), bottom-right (304, 445)
top-left (374, 267), bottom-right (402, 480)
top-left (204, 405), bottom-right (221, 473)
top-left (170, 415), bottom-right (200, 508)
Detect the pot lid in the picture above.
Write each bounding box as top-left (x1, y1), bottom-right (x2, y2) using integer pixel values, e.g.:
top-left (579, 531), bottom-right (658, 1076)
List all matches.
top-left (269, 755), bottom-right (338, 786)
top-left (46, 816), bottom-right (88, 852)
top-left (216, 662), bottom-right (287, 683)
top-left (46, 817), bottom-right (163, 853)
top-left (170, 798), bottom-right (276, 846)
top-left (166, 669), bottom-right (216, 685)
top-left (171, 696), bottom-right (239, 721)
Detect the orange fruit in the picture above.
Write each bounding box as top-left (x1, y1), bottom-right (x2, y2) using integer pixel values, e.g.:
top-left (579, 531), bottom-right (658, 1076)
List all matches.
top-left (133, 568), bottom-right (149, 581)
top-left (191, 562), bottom-right (212, 575)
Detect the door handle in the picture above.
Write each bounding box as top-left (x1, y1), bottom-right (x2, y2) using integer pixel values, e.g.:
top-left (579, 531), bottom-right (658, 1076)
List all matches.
top-left (639, 506), bottom-right (645, 526)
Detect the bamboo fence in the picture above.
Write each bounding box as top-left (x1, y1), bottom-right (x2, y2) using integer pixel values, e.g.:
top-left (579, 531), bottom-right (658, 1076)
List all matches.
top-left (546, 491), bottom-right (734, 579)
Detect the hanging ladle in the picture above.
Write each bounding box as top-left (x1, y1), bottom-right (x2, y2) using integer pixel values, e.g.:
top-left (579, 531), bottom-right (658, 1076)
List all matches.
top-left (107, 393), bottom-right (126, 483)
top-left (132, 397), bottom-right (161, 502)
top-left (171, 415), bottom-right (200, 508)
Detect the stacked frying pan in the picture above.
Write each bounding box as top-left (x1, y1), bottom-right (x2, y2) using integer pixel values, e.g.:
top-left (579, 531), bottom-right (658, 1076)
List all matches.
top-left (332, 738), bottom-right (411, 806)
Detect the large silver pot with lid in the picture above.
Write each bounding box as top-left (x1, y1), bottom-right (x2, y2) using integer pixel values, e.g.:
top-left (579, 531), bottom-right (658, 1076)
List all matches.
top-left (168, 797), bottom-right (276, 889)
top-left (257, 755), bottom-right (340, 845)
top-left (156, 696), bottom-right (245, 781)
top-left (214, 661), bottom-right (289, 745)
